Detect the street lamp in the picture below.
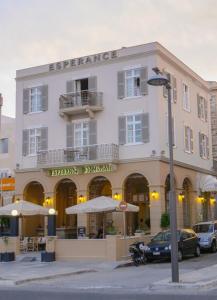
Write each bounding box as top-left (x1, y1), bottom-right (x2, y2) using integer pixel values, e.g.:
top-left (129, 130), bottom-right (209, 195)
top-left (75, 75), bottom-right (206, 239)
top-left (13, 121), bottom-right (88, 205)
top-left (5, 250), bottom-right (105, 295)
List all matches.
top-left (147, 67), bottom-right (179, 283)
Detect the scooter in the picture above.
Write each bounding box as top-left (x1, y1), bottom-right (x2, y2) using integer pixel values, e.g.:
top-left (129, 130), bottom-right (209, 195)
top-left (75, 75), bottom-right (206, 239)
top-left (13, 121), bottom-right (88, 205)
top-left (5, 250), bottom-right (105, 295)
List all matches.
top-left (129, 241), bottom-right (147, 266)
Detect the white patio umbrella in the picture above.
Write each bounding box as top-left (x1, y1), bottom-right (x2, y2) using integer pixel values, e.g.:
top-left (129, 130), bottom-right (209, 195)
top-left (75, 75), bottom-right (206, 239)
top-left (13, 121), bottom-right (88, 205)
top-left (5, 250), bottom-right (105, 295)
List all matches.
top-left (66, 196), bottom-right (139, 238)
top-left (65, 196), bottom-right (139, 214)
top-left (0, 200), bottom-right (49, 216)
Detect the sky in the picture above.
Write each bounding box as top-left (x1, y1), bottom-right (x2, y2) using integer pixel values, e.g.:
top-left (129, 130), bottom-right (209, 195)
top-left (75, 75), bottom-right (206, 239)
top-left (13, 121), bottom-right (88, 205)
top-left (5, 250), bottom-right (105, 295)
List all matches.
top-left (0, 0), bottom-right (217, 117)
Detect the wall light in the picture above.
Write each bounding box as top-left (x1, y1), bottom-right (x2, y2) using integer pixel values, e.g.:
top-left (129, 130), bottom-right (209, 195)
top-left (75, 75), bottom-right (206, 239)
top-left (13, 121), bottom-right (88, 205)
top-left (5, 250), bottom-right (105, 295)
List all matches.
top-left (113, 193), bottom-right (121, 201)
top-left (48, 208), bottom-right (56, 215)
top-left (43, 196), bottom-right (53, 208)
top-left (210, 196), bottom-right (216, 205)
top-left (150, 190), bottom-right (159, 200)
top-left (11, 209), bottom-right (18, 216)
top-left (178, 192), bottom-right (185, 202)
top-left (197, 194), bottom-right (205, 203)
top-left (78, 195), bottom-right (85, 204)
top-left (15, 198), bottom-right (20, 203)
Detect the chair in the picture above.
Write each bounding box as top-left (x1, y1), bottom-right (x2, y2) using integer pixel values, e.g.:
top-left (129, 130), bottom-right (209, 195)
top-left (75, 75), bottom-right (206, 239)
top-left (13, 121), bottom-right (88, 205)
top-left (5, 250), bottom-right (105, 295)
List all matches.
top-left (20, 237), bottom-right (28, 253)
top-left (27, 237), bottom-right (34, 252)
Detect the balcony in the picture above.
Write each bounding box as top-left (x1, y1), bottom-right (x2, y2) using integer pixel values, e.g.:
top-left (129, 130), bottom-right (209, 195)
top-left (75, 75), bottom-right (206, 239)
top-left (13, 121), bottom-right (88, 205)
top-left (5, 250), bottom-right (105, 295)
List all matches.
top-left (59, 91), bottom-right (103, 118)
top-left (37, 144), bottom-right (119, 168)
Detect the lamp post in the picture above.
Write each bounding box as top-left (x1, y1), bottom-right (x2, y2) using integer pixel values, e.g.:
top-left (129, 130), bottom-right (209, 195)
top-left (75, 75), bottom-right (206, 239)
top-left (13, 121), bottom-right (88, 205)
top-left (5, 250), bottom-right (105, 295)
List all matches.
top-left (147, 68), bottom-right (179, 283)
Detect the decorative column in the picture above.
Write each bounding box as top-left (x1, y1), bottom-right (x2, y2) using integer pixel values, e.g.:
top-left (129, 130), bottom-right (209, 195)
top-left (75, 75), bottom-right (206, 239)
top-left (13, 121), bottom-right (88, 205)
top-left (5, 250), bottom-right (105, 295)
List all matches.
top-left (112, 188), bottom-right (123, 235)
top-left (76, 191), bottom-right (88, 236)
top-left (149, 185), bottom-right (165, 234)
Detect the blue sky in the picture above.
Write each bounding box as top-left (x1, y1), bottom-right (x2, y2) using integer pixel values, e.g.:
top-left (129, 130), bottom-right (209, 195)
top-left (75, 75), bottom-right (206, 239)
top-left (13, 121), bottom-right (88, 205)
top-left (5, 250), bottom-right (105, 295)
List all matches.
top-left (1, 0), bottom-right (217, 117)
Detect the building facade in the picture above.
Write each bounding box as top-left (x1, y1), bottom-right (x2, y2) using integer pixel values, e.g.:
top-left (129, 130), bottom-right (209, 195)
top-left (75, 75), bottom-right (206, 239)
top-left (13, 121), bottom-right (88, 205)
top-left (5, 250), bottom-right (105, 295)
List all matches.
top-left (15, 42), bottom-right (216, 236)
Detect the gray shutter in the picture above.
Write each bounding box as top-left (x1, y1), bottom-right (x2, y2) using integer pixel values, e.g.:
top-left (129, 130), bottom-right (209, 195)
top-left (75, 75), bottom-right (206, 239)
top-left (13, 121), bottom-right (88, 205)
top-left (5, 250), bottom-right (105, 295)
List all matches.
top-left (22, 129), bottom-right (29, 156)
top-left (197, 94), bottom-right (201, 118)
top-left (163, 73), bottom-right (170, 98)
top-left (41, 85), bottom-right (48, 111)
top-left (89, 120), bottom-right (97, 145)
top-left (118, 116), bottom-right (126, 145)
top-left (23, 89), bottom-right (30, 114)
top-left (88, 76), bottom-right (97, 91)
top-left (66, 123), bottom-right (74, 148)
top-left (206, 136), bottom-right (209, 158)
top-left (204, 99), bottom-right (208, 122)
top-left (40, 127), bottom-right (48, 151)
top-left (140, 67), bottom-right (148, 95)
top-left (172, 76), bottom-right (177, 102)
top-left (184, 126), bottom-right (188, 151)
top-left (66, 80), bottom-right (75, 93)
top-left (199, 132), bottom-right (203, 157)
top-left (117, 71), bottom-right (125, 99)
top-left (141, 113), bottom-right (149, 143)
top-left (190, 128), bottom-right (193, 153)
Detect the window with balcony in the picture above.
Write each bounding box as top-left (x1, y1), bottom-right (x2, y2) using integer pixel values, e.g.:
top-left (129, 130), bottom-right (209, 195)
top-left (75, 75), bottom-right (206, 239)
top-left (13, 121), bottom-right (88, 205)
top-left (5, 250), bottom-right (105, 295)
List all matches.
top-left (0, 138), bottom-right (8, 154)
top-left (74, 122), bottom-right (89, 147)
top-left (125, 69), bottom-right (141, 98)
top-left (118, 113), bottom-right (149, 145)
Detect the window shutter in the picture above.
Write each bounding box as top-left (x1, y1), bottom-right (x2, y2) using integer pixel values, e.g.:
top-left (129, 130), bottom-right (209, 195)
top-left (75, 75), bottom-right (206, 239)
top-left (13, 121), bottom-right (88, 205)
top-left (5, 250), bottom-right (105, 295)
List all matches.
top-left (199, 132), bottom-right (203, 157)
top-left (89, 120), bottom-right (97, 145)
top-left (184, 126), bottom-right (188, 151)
top-left (190, 128), bottom-right (194, 153)
top-left (172, 76), bottom-right (177, 103)
top-left (41, 85), bottom-right (48, 111)
top-left (66, 123), bottom-right (74, 148)
top-left (88, 76), bottom-right (97, 91)
top-left (206, 136), bottom-right (209, 158)
top-left (22, 129), bottom-right (29, 156)
top-left (40, 127), bottom-right (48, 151)
top-left (66, 80), bottom-right (75, 93)
top-left (23, 89), bottom-right (30, 114)
top-left (140, 67), bottom-right (148, 95)
top-left (163, 73), bottom-right (170, 98)
top-left (141, 113), bottom-right (149, 143)
top-left (197, 94), bottom-right (201, 118)
top-left (204, 99), bottom-right (208, 122)
top-left (118, 116), bottom-right (126, 145)
top-left (117, 71), bottom-right (125, 99)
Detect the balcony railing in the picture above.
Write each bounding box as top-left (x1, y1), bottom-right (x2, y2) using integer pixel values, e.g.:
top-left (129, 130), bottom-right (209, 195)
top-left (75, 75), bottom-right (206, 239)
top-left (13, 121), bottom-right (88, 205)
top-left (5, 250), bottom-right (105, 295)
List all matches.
top-left (37, 144), bottom-right (119, 167)
top-left (59, 90), bottom-right (103, 110)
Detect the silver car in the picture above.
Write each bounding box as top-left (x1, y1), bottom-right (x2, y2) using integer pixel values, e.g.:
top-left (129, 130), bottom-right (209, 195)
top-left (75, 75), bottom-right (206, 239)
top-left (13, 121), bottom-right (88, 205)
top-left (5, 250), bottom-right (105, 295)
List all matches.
top-left (193, 221), bottom-right (217, 252)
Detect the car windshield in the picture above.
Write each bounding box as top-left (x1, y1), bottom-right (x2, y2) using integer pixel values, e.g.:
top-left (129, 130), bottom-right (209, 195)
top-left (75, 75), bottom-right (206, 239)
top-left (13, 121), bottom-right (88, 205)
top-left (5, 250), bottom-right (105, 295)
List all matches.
top-left (193, 224), bottom-right (214, 233)
top-left (152, 231), bottom-right (180, 242)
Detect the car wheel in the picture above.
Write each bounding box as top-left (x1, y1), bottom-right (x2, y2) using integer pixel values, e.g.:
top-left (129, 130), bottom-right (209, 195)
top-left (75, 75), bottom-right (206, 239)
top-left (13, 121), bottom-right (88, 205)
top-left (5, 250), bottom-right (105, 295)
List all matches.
top-left (210, 241), bottom-right (217, 253)
top-left (178, 250), bottom-right (183, 262)
top-left (194, 245), bottom-right (200, 257)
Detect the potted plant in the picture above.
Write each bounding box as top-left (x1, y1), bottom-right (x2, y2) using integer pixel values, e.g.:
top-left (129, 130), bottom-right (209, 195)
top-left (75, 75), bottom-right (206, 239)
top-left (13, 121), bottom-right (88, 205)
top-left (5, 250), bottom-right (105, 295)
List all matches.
top-left (160, 212), bottom-right (170, 230)
top-left (0, 236), bottom-right (15, 262)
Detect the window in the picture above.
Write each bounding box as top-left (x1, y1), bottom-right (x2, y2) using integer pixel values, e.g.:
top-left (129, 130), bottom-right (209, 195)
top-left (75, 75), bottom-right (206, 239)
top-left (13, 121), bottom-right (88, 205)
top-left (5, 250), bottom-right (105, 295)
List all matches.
top-left (199, 132), bottom-right (209, 159)
top-left (184, 126), bottom-right (193, 153)
top-left (0, 138), bottom-right (8, 154)
top-left (29, 128), bottom-right (42, 155)
top-left (183, 83), bottom-right (190, 111)
top-left (197, 95), bottom-right (208, 122)
top-left (125, 69), bottom-right (141, 98)
top-left (74, 122), bottom-right (89, 147)
top-left (118, 113), bottom-right (149, 145)
top-left (126, 114), bottom-right (142, 144)
top-left (30, 87), bottom-right (42, 112)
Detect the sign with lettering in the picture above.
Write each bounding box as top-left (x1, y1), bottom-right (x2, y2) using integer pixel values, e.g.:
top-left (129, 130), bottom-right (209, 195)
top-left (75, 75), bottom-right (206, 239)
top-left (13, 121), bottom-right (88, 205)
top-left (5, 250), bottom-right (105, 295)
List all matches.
top-left (48, 164), bottom-right (116, 177)
top-left (49, 50), bottom-right (118, 72)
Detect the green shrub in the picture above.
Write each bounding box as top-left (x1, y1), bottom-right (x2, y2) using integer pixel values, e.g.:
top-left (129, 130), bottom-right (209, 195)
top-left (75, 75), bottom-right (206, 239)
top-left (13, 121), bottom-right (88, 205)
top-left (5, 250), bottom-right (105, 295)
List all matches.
top-left (160, 212), bottom-right (170, 229)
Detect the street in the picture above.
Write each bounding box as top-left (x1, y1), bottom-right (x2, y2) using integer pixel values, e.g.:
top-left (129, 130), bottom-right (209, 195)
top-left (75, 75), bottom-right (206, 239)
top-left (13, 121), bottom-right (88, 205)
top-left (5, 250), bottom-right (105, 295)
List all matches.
top-left (1, 251), bottom-right (217, 299)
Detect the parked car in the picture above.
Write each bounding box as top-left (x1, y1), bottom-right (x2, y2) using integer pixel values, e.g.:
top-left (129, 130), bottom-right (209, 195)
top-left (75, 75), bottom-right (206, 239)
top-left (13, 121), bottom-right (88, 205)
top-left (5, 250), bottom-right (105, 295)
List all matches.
top-left (193, 221), bottom-right (217, 252)
top-left (144, 229), bottom-right (200, 262)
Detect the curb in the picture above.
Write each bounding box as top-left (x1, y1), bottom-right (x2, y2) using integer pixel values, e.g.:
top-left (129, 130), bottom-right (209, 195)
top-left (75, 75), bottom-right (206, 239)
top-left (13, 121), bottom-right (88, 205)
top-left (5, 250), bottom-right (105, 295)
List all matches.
top-left (0, 269), bottom-right (97, 286)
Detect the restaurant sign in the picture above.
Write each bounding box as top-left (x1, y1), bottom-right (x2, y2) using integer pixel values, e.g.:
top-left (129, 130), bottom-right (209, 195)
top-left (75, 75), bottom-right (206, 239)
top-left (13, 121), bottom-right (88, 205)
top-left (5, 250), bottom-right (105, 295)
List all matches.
top-left (49, 50), bottom-right (118, 72)
top-left (48, 164), bottom-right (116, 177)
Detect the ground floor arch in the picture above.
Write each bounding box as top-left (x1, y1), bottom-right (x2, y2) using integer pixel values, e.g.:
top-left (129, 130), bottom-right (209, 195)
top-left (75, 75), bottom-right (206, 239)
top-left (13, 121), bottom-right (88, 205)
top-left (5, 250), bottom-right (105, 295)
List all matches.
top-left (55, 178), bottom-right (77, 238)
top-left (182, 178), bottom-right (193, 227)
top-left (124, 173), bottom-right (150, 235)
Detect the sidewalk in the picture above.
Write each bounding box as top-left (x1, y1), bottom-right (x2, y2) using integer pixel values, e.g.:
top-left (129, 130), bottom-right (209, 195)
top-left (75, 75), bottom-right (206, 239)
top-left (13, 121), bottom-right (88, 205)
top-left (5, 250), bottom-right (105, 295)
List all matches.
top-left (0, 252), bottom-right (128, 286)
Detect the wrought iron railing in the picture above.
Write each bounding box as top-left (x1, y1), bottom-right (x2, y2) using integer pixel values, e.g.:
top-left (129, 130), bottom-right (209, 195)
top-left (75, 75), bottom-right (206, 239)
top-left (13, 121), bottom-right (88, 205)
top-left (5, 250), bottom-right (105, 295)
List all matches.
top-left (59, 90), bottom-right (103, 109)
top-left (37, 144), bottom-right (119, 167)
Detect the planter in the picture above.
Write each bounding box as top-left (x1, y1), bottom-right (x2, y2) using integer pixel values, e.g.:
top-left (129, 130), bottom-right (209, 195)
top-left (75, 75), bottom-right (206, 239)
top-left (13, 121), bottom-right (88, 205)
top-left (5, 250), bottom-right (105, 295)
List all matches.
top-left (0, 252), bottom-right (15, 262)
top-left (41, 251), bottom-right (55, 262)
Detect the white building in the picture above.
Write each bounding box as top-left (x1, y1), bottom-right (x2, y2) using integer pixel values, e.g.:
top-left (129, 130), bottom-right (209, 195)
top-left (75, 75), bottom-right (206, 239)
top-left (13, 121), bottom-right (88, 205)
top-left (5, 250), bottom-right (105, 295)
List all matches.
top-left (15, 42), bottom-right (216, 236)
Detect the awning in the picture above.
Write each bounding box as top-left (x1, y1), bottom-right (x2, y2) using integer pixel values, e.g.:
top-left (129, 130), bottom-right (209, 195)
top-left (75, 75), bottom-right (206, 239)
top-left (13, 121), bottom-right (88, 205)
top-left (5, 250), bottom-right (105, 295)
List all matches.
top-left (199, 175), bottom-right (217, 192)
